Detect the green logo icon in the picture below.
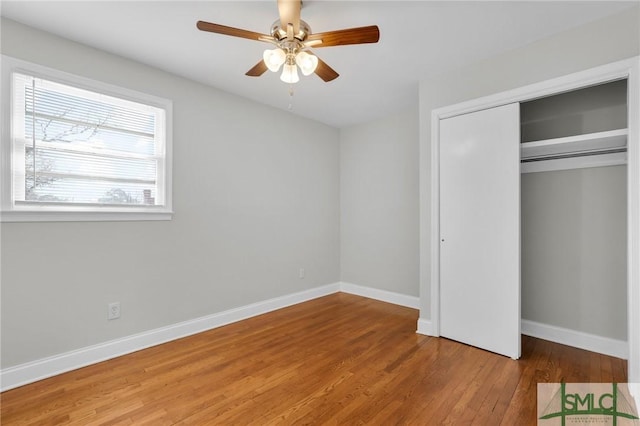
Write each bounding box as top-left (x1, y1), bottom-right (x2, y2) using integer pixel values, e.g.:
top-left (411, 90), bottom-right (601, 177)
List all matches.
top-left (539, 383), bottom-right (639, 425)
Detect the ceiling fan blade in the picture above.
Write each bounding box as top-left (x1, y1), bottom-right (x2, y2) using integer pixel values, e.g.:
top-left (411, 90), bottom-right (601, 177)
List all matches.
top-left (313, 56), bottom-right (339, 82)
top-left (245, 60), bottom-right (269, 77)
top-left (277, 0), bottom-right (301, 35)
top-left (306, 25), bottom-right (380, 48)
top-left (197, 21), bottom-right (270, 42)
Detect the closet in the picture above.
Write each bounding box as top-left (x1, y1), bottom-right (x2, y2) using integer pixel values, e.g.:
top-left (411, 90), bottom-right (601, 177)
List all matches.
top-left (429, 59), bottom-right (638, 369)
top-left (520, 80), bottom-right (628, 348)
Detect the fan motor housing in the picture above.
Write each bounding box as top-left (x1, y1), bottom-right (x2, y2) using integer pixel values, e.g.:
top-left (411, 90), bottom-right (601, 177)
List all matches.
top-left (271, 19), bottom-right (311, 41)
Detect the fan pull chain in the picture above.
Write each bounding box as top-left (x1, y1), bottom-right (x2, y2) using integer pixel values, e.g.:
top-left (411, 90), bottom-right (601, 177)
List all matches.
top-left (288, 85), bottom-right (294, 111)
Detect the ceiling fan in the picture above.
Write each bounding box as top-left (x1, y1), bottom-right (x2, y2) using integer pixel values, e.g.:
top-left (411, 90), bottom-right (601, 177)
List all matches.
top-left (196, 0), bottom-right (380, 83)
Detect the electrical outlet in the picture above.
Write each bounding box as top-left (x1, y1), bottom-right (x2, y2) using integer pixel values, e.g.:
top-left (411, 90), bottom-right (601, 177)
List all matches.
top-left (299, 268), bottom-right (305, 279)
top-left (108, 302), bottom-right (121, 320)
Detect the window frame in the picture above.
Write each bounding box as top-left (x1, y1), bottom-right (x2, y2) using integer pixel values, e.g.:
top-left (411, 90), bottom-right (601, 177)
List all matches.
top-left (1, 55), bottom-right (173, 222)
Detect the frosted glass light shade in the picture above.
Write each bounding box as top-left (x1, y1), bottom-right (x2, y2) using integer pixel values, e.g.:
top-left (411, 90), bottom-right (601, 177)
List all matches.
top-left (295, 51), bottom-right (318, 76)
top-left (280, 63), bottom-right (299, 83)
top-left (263, 48), bottom-right (286, 72)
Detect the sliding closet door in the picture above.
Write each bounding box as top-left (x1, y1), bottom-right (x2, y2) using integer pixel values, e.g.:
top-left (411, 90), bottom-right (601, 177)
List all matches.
top-left (439, 103), bottom-right (521, 359)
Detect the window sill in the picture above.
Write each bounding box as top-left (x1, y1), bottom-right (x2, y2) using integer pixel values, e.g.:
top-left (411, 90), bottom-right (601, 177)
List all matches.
top-left (0, 210), bottom-right (173, 222)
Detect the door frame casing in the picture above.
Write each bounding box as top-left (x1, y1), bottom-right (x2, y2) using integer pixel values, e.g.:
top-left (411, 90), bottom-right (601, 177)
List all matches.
top-left (423, 57), bottom-right (640, 381)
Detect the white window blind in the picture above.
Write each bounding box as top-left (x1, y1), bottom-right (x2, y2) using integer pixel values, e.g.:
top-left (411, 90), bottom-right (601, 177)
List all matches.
top-left (10, 72), bottom-right (168, 212)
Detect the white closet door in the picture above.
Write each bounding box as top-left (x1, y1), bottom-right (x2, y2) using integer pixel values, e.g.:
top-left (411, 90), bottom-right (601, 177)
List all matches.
top-left (439, 103), bottom-right (521, 359)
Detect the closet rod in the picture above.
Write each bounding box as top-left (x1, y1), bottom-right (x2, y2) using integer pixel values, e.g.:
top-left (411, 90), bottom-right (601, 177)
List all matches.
top-left (521, 148), bottom-right (627, 163)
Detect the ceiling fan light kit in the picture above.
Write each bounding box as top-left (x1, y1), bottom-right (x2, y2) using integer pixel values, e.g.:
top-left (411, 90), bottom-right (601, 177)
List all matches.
top-left (295, 51), bottom-right (318, 76)
top-left (281, 63), bottom-right (300, 84)
top-left (262, 44), bottom-right (318, 81)
top-left (196, 0), bottom-right (380, 84)
top-left (263, 48), bottom-right (286, 72)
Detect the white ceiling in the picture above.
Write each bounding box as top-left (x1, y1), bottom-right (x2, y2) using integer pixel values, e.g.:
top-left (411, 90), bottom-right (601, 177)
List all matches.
top-left (1, 1), bottom-right (637, 128)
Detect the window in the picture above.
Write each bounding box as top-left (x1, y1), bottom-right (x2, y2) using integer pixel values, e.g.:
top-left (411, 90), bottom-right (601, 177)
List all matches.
top-left (1, 56), bottom-right (172, 221)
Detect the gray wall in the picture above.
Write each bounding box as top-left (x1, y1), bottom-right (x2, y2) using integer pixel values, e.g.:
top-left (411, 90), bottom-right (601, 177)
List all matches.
top-left (0, 18), bottom-right (340, 368)
top-left (419, 5), bottom-right (640, 336)
top-left (522, 166), bottom-right (627, 340)
top-left (340, 106), bottom-right (419, 296)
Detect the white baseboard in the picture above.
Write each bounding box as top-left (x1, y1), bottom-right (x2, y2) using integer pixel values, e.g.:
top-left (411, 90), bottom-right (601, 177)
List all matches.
top-left (1, 282), bottom-right (420, 392)
top-left (339, 282), bottom-right (420, 309)
top-left (416, 318), bottom-right (434, 336)
top-left (8, 287), bottom-right (623, 391)
top-left (0, 282), bottom-right (340, 392)
top-left (521, 319), bottom-right (628, 359)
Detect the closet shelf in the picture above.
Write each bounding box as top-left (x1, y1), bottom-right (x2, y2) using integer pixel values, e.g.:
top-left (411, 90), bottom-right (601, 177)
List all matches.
top-left (521, 128), bottom-right (628, 160)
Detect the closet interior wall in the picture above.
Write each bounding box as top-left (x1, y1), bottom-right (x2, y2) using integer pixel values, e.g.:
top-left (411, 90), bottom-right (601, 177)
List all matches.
top-left (520, 80), bottom-right (628, 342)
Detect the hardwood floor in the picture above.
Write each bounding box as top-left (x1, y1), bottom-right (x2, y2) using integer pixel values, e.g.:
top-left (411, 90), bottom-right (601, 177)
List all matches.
top-left (0, 293), bottom-right (628, 425)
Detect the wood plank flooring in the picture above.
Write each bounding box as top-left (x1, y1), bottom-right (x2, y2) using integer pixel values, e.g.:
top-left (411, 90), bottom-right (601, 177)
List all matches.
top-left (0, 293), bottom-right (628, 425)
